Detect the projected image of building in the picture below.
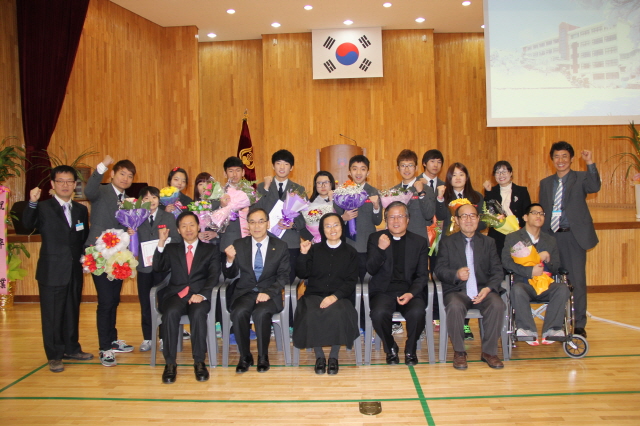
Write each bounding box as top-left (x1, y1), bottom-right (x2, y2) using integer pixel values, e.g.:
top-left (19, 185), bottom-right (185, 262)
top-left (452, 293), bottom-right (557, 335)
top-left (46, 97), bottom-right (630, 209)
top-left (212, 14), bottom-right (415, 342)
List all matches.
top-left (521, 20), bottom-right (640, 88)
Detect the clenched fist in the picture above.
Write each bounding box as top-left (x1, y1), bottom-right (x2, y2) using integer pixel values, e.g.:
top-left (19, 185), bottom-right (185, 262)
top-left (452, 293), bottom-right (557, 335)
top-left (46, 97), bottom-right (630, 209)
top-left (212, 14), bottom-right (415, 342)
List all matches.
top-left (378, 234), bottom-right (391, 250)
top-left (263, 176), bottom-right (273, 190)
top-left (225, 244), bottom-right (237, 263)
top-left (300, 240), bottom-right (312, 254)
top-left (102, 155), bottom-right (114, 167)
top-left (29, 187), bottom-right (42, 203)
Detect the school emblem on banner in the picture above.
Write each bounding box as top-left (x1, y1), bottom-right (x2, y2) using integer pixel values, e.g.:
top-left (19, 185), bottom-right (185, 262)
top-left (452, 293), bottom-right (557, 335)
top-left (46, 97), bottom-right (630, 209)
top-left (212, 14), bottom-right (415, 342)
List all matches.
top-left (312, 27), bottom-right (383, 80)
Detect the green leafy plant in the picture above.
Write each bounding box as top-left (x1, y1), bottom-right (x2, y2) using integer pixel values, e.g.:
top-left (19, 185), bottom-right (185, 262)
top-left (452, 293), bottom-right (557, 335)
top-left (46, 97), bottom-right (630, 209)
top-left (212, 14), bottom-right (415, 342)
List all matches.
top-left (33, 146), bottom-right (99, 186)
top-left (0, 136), bottom-right (27, 184)
top-left (610, 121), bottom-right (640, 183)
top-left (7, 243), bottom-right (29, 281)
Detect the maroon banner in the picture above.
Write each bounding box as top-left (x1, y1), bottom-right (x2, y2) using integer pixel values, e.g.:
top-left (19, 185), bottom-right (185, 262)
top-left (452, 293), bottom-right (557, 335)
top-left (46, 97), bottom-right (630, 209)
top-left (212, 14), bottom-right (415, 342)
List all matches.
top-left (237, 119), bottom-right (256, 182)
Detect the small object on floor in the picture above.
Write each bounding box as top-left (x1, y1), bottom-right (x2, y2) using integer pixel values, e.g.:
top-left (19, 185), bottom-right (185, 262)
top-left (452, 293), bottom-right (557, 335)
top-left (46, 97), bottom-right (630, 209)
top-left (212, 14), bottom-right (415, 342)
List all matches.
top-left (405, 353), bottom-right (418, 366)
top-left (229, 333), bottom-right (237, 345)
top-left (516, 328), bottom-right (539, 346)
top-left (194, 361), bottom-right (209, 381)
top-left (48, 360), bottom-right (64, 373)
top-left (139, 340), bottom-right (152, 352)
top-left (183, 330), bottom-right (191, 340)
top-left (159, 339), bottom-right (163, 352)
top-left (542, 329), bottom-right (565, 345)
top-left (162, 363), bottom-right (177, 384)
top-left (433, 320), bottom-right (440, 332)
top-left (99, 350), bottom-right (117, 367)
top-left (453, 351), bottom-right (468, 370)
top-left (481, 352), bottom-right (504, 369)
top-left (391, 323), bottom-right (404, 335)
top-left (574, 327), bottom-right (587, 338)
top-left (464, 324), bottom-right (474, 341)
top-left (257, 355), bottom-right (270, 372)
top-left (327, 357), bottom-right (339, 375)
top-left (63, 351), bottom-right (94, 360)
top-left (386, 343), bottom-right (400, 365)
top-left (314, 357), bottom-right (327, 375)
top-left (111, 340), bottom-right (134, 353)
top-left (215, 322), bottom-right (222, 338)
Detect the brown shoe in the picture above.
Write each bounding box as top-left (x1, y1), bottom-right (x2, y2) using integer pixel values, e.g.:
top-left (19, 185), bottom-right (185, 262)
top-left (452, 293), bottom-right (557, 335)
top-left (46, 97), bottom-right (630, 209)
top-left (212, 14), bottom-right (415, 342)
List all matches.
top-left (453, 351), bottom-right (468, 370)
top-left (48, 360), bottom-right (64, 373)
top-left (481, 352), bottom-right (504, 369)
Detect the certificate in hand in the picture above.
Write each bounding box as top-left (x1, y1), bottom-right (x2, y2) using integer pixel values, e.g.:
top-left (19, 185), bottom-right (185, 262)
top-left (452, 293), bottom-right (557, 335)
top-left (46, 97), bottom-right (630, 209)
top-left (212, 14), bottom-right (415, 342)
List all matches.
top-left (140, 238), bottom-right (171, 267)
top-left (268, 199), bottom-right (284, 228)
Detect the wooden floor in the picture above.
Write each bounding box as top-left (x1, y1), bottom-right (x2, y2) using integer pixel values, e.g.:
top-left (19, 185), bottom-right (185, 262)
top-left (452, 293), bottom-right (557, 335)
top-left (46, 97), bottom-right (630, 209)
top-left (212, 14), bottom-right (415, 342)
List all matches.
top-left (1, 292), bottom-right (640, 425)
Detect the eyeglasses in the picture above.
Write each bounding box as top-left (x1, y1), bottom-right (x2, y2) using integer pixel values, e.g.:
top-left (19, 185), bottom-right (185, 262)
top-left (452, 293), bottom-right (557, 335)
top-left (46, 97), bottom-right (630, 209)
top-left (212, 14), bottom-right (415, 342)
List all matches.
top-left (458, 213), bottom-right (479, 220)
top-left (388, 215), bottom-right (407, 220)
top-left (324, 223), bottom-right (341, 229)
top-left (494, 170), bottom-right (510, 176)
top-left (54, 180), bottom-right (76, 186)
top-left (528, 211), bottom-right (545, 216)
top-left (398, 164), bottom-right (416, 170)
top-left (316, 181), bottom-right (331, 187)
top-left (248, 219), bottom-right (267, 225)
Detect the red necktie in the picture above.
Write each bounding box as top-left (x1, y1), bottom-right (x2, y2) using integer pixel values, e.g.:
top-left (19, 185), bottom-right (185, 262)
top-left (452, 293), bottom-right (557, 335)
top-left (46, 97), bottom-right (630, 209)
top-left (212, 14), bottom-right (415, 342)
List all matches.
top-left (177, 245), bottom-right (193, 298)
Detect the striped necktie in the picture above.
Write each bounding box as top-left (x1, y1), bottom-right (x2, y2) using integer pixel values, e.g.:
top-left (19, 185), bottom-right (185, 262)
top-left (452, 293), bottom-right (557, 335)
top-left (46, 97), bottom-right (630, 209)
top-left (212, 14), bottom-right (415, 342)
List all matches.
top-left (550, 178), bottom-right (563, 232)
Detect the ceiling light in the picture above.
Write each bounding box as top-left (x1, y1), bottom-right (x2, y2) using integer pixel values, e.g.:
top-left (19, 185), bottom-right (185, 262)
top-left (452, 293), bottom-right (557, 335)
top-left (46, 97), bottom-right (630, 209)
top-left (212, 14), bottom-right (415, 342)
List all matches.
top-left (271, 22), bottom-right (281, 28)
top-left (481, 24), bottom-right (485, 29)
top-left (304, 5), bottom-right (313, 10)
top-left (415, 17), bottom-right (425, 23)
top-left (227, 9), bottom-right (235, 14)
top-left (462, 1), bottom-right (471, 6)
top-left (207, 33), bottom-right (216, 38)
top-left (383, 2), bottom-right (392, 7)
top-left (343, 20), bottom-right (353, 25)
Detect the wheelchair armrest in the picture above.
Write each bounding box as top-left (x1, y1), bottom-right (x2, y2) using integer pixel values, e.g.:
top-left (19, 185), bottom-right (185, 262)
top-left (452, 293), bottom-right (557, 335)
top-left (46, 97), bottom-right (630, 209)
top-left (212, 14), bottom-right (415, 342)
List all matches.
top-left (558, 267), bottom-right (569, 276)
top-left (149, 273), bottom-right (171, 314)
top-left (504, 269), bottom-right (515, 275)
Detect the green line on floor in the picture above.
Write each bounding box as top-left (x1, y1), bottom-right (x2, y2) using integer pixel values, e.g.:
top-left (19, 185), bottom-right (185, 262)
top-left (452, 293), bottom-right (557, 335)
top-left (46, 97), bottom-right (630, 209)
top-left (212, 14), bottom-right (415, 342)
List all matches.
top-left (0, 364), bottom-right (47, 394)
top-left (409, 366), bottom-right (435, 426)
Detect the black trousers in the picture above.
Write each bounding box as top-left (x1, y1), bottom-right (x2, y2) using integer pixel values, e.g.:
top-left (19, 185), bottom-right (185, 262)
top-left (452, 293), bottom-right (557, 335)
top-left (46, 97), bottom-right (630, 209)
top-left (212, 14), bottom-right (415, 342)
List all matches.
top-left (161, 294), bottom-right (210, 364)
top-left (370, 292), bottom-right (426, 354)
top-left (555, 231), bottom-right (588, 328)
top-left (38, 276), bottom-right (83, 360)
top-left (136, 270), bottom-right (168, 340)
top-left (92, 273), bottom-right (123, 351)
top-left (230, 292), bottom-right (279, 358)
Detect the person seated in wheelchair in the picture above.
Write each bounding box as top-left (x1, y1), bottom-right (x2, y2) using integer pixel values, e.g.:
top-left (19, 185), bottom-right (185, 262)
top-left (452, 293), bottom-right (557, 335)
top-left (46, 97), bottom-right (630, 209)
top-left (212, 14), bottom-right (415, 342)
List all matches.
top-left (502, 203), bottom-right (569, 346)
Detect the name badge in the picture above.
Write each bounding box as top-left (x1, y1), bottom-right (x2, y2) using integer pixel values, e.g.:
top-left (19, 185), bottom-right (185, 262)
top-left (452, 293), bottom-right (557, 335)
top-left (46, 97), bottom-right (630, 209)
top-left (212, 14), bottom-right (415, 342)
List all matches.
top-left (75, 222), bottom-right (85, 231)
top-left (551, 210), bottom-right (561, 219)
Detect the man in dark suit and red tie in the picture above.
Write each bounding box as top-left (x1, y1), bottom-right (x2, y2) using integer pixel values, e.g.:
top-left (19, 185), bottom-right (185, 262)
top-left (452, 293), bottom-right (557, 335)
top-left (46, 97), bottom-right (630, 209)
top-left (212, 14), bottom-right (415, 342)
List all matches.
top-left (23, 165), bottom-right (91, 373)
top-left (223, 207), bottom-right (290, 373)
top-left (153, 211), bottom-right (220, 384)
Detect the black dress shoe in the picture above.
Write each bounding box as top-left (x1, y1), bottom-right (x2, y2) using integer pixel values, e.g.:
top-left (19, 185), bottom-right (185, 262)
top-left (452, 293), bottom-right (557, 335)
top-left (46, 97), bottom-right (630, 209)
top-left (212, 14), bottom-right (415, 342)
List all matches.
top-left (236, 354), bottom-right (254, 373)
top-left (194, 362), bottom-right (209, 381)
top-left (574, 327), bottom-right (587, 338)
top-left (162, 364), bottom-right (177, 384)
top-left (257, 355), bottom-right (270, 372)
top-left (405, 353), bottom-right (418, 366)
top-left (386, 343), bottom-right (400, 365)
top-left (314, 357), bottom-right (327, 374)
top-left (327, 358), bottom-right (339, 375)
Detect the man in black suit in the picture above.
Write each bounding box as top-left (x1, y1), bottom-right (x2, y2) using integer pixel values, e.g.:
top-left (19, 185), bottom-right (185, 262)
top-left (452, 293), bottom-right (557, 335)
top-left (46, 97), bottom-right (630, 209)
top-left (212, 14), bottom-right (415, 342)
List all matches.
top-left (23, 165), bottom-right (91, 373)
top-left (223, 208), bottom-right (290, 373)
top-left (153, 211), bottom-right (220, 384)
top-left (435, 203), bottom-right (505, 370)
top-left (84, 155), bottom-right (137, 367)
top-left (366, 201), bottom-right (430, 366)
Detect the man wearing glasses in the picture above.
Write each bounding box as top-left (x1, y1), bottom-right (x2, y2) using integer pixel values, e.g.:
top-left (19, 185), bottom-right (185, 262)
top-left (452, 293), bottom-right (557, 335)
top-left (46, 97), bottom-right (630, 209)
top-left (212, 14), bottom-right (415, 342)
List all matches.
top-left (435, 203), bottom-right (505, 370)
top-left (502, 203), bottom-right (567, 346)
top-left (366, 201), bottom-right (430, 366)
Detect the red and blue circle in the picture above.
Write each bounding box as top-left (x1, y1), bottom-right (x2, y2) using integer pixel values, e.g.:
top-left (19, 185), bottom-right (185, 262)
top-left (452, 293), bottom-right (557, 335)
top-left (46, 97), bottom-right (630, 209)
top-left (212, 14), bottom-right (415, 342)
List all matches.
top-left (335, 43), bottom-right (359, 66)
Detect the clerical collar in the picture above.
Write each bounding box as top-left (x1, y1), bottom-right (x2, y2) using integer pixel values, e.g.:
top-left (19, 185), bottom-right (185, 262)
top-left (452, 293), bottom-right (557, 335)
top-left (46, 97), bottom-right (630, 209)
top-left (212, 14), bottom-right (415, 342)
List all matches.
top-left (327, 240), bottom-right (341, 248)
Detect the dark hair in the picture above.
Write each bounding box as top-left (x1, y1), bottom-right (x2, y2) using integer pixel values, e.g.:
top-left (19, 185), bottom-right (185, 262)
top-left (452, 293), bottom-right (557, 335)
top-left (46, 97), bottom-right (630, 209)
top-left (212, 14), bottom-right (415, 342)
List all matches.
top-left (176, 210), bottom-right (199, 227)
top-left (167, 168), bottom-right (188, 186)
top-left (396, 149), bottom-right (418, 166)
top-left (421, 149), bottom-right (444, 169)
top-left (223, 156), bottom-right (244, 170)
top-left (193, 172), bottom-right (213, 200)
top-left (384, 201), bottom-right (410, 222)
top-left (444, 163), bottom-right (481, 204)
top-left (113, 159), bottom-right (136, 176)
top-left (349, 155), bottom-right (370, 169)
top-left (319, 212), bottom-right (346, 244)
top-left (455, 203), bottom-right (479, 217)
top-left (271, 149), bottom-right (295, 166)
top-left (492, 160), bottom-right (513, 175)
top-left (310, 171), bottom-right (336, 202)
top-left (50, 165), bottom-right (77, 181)
top-left (550, 141), bottom-right (574, 159)
top-left (524, 203), bottom-right (544, 215)
top-left (139, 186), bottom-right (160, 199)
top-left (247, 207), bottom-right (269, 221)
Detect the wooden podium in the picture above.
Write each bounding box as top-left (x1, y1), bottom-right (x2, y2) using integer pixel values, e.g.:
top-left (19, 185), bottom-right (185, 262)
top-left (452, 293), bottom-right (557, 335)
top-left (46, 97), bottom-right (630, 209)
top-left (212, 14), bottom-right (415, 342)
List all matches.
top-left (317, 144), bottom-right (366, 185)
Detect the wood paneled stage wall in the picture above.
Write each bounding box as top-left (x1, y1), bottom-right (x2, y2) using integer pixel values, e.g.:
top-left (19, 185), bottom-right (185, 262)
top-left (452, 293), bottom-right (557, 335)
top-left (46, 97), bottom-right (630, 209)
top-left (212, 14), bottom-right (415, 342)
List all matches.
top-left (1, 0), bottom-right (637, 297)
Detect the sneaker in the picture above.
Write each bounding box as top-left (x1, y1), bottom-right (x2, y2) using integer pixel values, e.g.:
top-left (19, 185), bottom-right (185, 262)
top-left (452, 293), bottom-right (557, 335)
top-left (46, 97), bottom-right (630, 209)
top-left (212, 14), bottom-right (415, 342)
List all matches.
top-left (464, 325), bottom-right (474, 341)
top-left (215, 322), bottom-right (222, 338)
top-left (159, 339), bottom-right (163, 352)
top-left (433, 320), bottom-right (440, 332)
top-left (183, 330), bottom-right (191, 340)
top-left (100, 350), bottom-right (117, 367)
top-left (392, 323), bottom-right (404, 335)
top-left (139, 340), bottom-right (152, 352)
top-left (516, 328), bottom-right (539, 346)
top-left (542, 329), bottom-right (565, 345)
top-left (111, 340), bottom-right (134, 353)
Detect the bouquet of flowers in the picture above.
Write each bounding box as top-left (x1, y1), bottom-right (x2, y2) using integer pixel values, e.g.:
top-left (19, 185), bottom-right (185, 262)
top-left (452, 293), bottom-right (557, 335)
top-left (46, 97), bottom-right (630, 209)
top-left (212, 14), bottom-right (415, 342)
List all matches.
top-left (210, 179), bottom-right (261, 232)
top-left (302, 204), bottom-right (334, 243)
top-left (447, 198), bottom-right (471, 235)
top-left (333, 180), bottom-right (369, 238)
top-left (379, 187), bottom-right (413, 209)
top-left (480, 201), bottom-right (520, 235)
top-left (201, 177), bottom-right (225, 201)
top-left (427, 216), bottom-right (443, 256)
top-left (187, 200), bottom-right (215, 233)
top-left (159, 186), bottom-right (184, 218)
top-left (270, 189), bottom-right (309, 238)
top-left (114, 198), bottom-right (151, 257)
top-left (81, 229), bottom-right (138, 281)
top-left (510, 241), bottom-right (554, 295)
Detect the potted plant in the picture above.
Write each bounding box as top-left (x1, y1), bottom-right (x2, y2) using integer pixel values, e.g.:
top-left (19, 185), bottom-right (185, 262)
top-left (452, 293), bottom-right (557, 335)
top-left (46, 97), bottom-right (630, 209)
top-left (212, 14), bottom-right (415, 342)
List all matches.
top-left (0, 243), bottom-right (30, 309)
top-left (33, 146), bottom-right (98, 200)
top-left (610, 121), bottom-right (640, 218)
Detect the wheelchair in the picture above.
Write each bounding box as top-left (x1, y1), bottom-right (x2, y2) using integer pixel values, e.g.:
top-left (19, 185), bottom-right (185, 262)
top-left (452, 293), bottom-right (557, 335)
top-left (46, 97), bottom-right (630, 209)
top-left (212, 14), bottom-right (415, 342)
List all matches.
top-left (504, 268), bottom-right (589, 359)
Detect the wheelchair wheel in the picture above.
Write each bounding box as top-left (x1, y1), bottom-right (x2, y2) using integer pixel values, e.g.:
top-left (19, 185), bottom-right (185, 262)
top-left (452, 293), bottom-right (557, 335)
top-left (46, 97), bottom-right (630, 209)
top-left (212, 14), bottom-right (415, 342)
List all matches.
top-left (563, 334), bottom-right (589, 358)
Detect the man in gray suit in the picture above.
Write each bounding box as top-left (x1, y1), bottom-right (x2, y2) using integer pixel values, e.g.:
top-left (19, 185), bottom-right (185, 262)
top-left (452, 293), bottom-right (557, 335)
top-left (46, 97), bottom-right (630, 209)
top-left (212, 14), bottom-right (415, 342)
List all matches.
top-left (435, 203), bottom-right (505, 370)
top-left (539, 142), bottom-right (600, 338)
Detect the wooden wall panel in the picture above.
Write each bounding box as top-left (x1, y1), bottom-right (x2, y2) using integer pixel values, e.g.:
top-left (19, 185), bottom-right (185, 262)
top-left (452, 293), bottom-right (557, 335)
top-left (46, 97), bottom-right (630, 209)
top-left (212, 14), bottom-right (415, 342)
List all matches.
top-left (199, 40), bottom-right (263, 183)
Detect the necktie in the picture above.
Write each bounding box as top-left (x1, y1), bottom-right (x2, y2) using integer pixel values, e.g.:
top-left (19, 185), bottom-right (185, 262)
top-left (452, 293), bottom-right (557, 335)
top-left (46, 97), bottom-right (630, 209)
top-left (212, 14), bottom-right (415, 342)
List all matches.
top-left (402, 184), bottom-right (408, 190)
top-left (254, 242), bottom-right (264, 280)
top-left (430, 179), bottom-right (434, 190)
top-left (550, 178), bottom-right (563, 232)
top-left (457, 193), bottom-right (463, 199)
top-left (278, 182), bottom-right (284, 199)
top-left (149, 215), bottom-right (154, 227)
top-left (465, 237), bottom-right (478, 299)
top-left (63, 203), bottom-right (71, 227)
top-left (178, 245), bottom-right (194, 298)
top-left (118, 193), bottom-right (123, 202)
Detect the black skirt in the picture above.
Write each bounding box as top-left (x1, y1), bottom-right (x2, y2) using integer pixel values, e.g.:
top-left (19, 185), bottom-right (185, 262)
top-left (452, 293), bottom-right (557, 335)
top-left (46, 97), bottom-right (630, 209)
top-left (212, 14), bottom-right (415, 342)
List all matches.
top-left (292, 295), bottom-right (360, 349)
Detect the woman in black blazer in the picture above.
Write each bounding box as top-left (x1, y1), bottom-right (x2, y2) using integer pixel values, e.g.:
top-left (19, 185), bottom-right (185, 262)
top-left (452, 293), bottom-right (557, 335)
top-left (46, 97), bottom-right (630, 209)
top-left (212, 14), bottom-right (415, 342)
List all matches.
top-left (483, 160), bottom-right (531, 256)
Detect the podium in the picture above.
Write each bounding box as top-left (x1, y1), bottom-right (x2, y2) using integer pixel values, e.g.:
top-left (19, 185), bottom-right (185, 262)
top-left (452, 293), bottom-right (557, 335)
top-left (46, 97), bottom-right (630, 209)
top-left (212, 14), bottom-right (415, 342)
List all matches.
top-left (317, 144), bottom-right (366, 185)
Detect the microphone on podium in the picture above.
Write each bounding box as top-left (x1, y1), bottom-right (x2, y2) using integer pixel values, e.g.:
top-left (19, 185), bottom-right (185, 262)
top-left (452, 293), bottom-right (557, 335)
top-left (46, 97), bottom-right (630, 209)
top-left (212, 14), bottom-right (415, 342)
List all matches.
top-left (339, 134), bottom-right (358, 147)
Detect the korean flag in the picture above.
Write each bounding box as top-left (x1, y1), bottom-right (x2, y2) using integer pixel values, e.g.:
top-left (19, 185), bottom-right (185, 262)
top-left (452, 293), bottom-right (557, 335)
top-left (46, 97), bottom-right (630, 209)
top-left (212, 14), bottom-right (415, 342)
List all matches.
top-left (312, 27), bottom-right (383, 80)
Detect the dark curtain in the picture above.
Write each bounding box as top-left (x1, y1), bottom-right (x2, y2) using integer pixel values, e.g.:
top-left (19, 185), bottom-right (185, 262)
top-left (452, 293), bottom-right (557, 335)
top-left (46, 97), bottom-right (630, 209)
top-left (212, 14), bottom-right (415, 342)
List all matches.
top-left (16, 0), bottom-right (90, 199)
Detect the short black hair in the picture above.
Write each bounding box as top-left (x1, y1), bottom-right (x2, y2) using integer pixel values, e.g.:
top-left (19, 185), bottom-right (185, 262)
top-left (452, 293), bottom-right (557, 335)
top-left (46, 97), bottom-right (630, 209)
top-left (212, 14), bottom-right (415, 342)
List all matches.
top-left (524, 203), bottom-right (544, 215)
top-left (248, 207), bottom-right (269, 221)
top-left (176, 210), bottom-right (199, 227)
top-left (223, 156), bottom-right (244, 170)
top-left (492, 160), bottom-right (513, 175)
top-left (396, 149), bottom-right (418, 166)
top-left (271, 149), bottom-right (294, 166)
top-left (349, 155), bottom-right (370, 169)
top-left (167, 168), bottom-right (188, 186)
top-left (421, 149), bottom-right (444, 169)
top-left (51, 165), bottom-right (77, 181)
top-left (113, 159), bottom-right (136, 176)
top-left (384, 201), bottom-right (410, 222)
top-left (455, 203), bottom-right (479, 217)
top-left (550, 141), bottom-right (575, 159)
top-left (139, 186), bottom-right (160, 199)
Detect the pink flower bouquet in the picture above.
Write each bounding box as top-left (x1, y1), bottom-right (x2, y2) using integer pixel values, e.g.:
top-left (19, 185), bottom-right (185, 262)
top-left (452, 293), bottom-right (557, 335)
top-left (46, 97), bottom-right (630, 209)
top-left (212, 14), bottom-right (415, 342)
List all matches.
top-left (270, 190), bottom-right (309, 238)
top-left (379, 187), bottom-right (413, 209)
top-left (302, 204), bottom-right (334, 243)
top-left (210, 180), bottom-right (259, 232)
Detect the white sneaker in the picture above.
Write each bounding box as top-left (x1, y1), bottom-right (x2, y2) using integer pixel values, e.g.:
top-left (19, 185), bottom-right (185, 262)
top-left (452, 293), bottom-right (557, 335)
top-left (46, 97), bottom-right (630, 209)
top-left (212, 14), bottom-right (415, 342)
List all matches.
top-left (542, 329), bottom-right (565, 345)
top-left (392, 323), bottom-right (404, 335)
top-left (111, 340), bottom-right (134, 353)
top-left (516, 328), bottom-right (539, 346)
top-left (182, 330), bottom-right (191, 340)
top-left (100, 350), bottom-right (117, 367)
top-left (139, 340), bottom-right (152, 352)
